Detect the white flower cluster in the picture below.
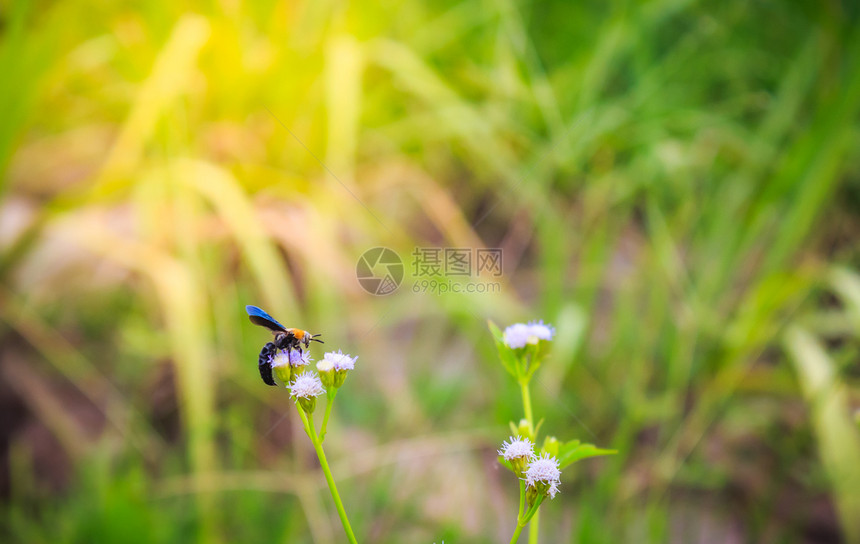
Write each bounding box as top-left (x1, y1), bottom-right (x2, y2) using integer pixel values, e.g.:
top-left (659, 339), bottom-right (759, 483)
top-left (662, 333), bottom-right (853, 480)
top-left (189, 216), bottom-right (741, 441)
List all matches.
top-left (271, 348), bottom-right (312, 369)
top-left (502, 320), bottom-right (555, 349)
top-left (319, 350), bottom-right (357, 371)
top-left (524, 453), bottom-right (561, 499)
top-left (288, 372), bottom-right (325, 400)
top-left (498, 436), bottom-right (536, 462)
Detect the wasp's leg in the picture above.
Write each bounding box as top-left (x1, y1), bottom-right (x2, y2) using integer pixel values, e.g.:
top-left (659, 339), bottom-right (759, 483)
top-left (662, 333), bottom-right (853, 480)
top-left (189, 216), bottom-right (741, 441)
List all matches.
top-left (274, 331), bottom-right (297, 351)
top-left (258, 342), bottom-right (277, 386)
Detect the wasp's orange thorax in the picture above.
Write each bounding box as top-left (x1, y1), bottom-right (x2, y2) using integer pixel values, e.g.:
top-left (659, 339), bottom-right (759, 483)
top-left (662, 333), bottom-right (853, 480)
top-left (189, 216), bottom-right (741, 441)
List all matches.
top-left (287, 328), bottom-right (308, 340)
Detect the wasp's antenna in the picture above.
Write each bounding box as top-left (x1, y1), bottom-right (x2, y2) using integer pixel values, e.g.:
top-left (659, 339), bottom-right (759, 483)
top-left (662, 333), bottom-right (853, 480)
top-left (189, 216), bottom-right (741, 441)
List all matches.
top-left (311, 337), bottom-right (325, 344)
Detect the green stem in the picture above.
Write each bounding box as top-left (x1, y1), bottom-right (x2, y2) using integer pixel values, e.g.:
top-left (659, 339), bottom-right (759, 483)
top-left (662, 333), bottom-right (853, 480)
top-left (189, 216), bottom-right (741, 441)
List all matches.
top-left (508, 522), bottom-right (526, 544)
top-left (519, 380), bottom-right (535, 439)
top-left (518, 377), bottom-right (540, 543)
top-left (296, 403), bottom-right (313, 437)
top-left (518, 480), bottom-right (526, 518)
top-left (528, 511), bottom-right (539, 543)
top-left (508, 493), bottom-right (545, 544)
top-left (320, 393), bottom-right (335, 441)
top-left (298, 409), bottom-right (358, 544)
top-left (522, 495), bottom-right (544, 524)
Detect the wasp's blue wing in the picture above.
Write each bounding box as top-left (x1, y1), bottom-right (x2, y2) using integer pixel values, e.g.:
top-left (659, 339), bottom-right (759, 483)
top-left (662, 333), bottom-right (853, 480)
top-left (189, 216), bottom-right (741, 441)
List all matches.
top-left (245, 305), bottom-right (287, 332)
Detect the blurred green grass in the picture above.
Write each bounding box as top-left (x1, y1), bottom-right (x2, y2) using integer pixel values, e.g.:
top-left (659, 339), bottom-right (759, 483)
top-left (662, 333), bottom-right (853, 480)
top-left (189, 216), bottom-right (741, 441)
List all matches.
top-left (1, 0), bottom-right (859, 542)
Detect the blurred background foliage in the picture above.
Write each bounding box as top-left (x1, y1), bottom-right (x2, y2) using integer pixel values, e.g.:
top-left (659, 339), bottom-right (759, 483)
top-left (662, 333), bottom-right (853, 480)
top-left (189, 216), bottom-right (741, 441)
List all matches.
top-left (1, 0), bottom-right (859, 542)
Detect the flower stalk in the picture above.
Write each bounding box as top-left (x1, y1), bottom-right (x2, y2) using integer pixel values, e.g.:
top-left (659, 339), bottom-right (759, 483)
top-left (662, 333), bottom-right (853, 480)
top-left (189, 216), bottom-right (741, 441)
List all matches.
top-left (493, 320), bottom-right (593, 544)
top-left (286, 356), bottom-right (359, 543)
top-left (299, 409), bottom-right (358, 544)
top-left (524, 372), bottom-right (538, 544)
top-left (246, 310), bottom-right (365, 544)
top-left (508, 491), bottom-right (545, 544)
top-left (519, 379), bottom-right (535, 440)
top-left (320, 391), bottom-right (335, 441)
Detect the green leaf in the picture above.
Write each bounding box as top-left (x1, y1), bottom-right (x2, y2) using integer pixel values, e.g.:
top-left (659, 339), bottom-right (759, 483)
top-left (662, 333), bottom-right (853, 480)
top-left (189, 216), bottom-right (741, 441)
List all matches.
top-left (488, 320), bottom-right (518, 377)
top-left (557, 440), bottom-right (616, 469)
top-left (525, 357), bottom-right (543, 381)
top-left (559, 439), bottom-right (580, 456)
top-left (533, 418), bottom-right (545, 440)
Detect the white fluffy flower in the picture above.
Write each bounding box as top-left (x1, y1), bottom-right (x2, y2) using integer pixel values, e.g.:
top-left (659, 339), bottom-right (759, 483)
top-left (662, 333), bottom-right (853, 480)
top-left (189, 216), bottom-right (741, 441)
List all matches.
top-left (527, 320), bottom-right (555, 341)
top-left (525, 453), bottom-right (562, 499)
top-left (270, 349), bottom-right (290, 368)
top-left (503, 323), bottom-right (531, 348)
top-left (271, 349), bottom-right (311, 369)
top-left (503, 321), bottom-right (555, 348)
top-left (498, 436), bottom-right (536, 462)
top-left (322, 350), bottom-right (357, 371)
top-left (288, 372), bottom-right (325, 399)
top-left (289, 349), bottom-right (312, 367)
top-left (316, 358), bottom-right (334, 372)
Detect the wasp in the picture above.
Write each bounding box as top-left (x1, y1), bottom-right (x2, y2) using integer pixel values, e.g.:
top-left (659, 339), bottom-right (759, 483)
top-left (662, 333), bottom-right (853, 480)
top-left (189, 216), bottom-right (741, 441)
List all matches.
top-left (246, 305), bottom-right (323, 386)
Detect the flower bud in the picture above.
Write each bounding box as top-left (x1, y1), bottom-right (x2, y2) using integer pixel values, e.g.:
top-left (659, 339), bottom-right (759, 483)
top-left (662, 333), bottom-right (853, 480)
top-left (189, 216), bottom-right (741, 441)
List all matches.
top-left (270, 350), bottom-right (293, 385)
top-left (542, 436), bottom-right (559, 457)
top-left (316, 358), bottom-right (336, 389)
top-left (516, 419), bottom-right (531, 438)
top-left (319, 350), bottom-right (357, 389)
top-left (298, 395), bottom-right (317, 414)
top-left (526, 482), bottom-right (541, 507)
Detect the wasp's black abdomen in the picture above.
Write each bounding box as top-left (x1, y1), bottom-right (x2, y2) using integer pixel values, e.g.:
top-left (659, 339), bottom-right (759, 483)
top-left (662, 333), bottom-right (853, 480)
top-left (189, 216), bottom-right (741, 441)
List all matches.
top-left (258, 342), bottom-right (277, 386)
